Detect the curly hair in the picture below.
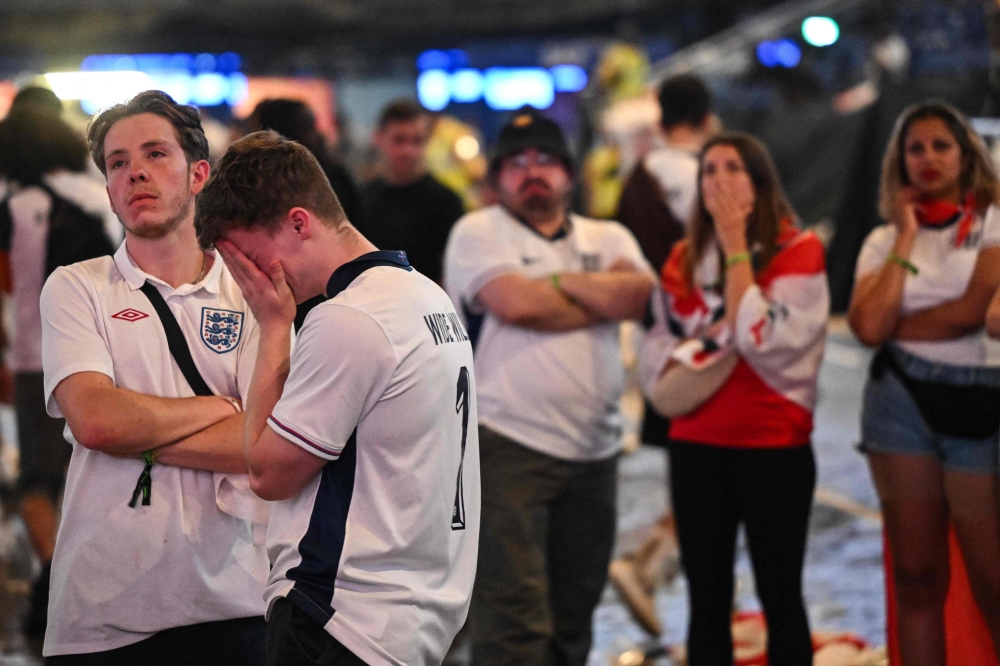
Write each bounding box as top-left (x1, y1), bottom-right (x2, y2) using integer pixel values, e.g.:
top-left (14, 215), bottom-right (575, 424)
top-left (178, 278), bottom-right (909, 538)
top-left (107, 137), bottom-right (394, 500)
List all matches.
top-left (87, 90), bottom-right (209, 176)
top-left (195, 130), bottom-right (346, 249)
top-left (879, 101), bottom-right (1000, 220)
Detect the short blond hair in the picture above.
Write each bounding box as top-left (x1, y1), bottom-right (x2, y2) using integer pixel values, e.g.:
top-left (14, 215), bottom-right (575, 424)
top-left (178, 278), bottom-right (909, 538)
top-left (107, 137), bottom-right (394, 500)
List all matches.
top-left (879, 101), bottom-right (1000, 220)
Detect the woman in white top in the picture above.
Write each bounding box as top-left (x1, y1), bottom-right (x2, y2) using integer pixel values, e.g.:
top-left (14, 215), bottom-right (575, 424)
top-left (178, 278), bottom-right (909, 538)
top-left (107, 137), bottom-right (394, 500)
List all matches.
top-left (849, 101), bottom-right (1000, 666)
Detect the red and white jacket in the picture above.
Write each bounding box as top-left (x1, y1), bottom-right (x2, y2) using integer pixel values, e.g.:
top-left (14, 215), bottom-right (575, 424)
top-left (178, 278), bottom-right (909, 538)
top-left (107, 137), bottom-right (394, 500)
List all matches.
top-left (640, 223), bottom-right (829, 448)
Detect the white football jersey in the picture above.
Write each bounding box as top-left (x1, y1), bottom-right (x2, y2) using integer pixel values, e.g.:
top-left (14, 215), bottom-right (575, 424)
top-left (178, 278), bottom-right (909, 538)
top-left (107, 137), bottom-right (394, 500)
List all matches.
top-left (265, 251), bottom-right (480, 666)
top-left (40, 242), bottom-right (268, 656)
top-left (444, 205), bottom-right (652, 461)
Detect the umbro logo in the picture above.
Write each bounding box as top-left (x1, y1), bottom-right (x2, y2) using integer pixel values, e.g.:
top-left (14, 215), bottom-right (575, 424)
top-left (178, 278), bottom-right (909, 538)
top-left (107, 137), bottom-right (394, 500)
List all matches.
top-left (112, 308), bottom-right (149, 322)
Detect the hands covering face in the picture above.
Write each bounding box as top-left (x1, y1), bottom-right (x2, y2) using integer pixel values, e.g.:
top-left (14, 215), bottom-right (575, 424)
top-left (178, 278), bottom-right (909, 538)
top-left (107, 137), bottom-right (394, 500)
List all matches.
top-left (217, 240), bottom-right (297, 333)
top-left (700, 144), bottom-right (756, 256)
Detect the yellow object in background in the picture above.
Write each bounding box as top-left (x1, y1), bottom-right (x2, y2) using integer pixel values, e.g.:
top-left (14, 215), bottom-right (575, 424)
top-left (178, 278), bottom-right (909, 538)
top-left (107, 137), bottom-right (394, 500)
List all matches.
top-left (595, 42), bottom-right (650, 106)
top-left (583, 143), bottom-right (622, 220)
top-left (426, 115), bottom-right (488, 212)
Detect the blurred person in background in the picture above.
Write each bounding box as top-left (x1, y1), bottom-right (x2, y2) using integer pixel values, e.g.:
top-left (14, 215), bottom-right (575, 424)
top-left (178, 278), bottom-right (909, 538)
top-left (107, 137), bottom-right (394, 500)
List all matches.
top-left (641, 133), bottom-right (827, 666)
top-left (608, 75), bottom-right (718, 637)
top-left (357, 99), bottom-right (464, 285)
top-left (0, 91), bottom-right (118, 640)
top-left (249, 98), bottom-right (360, 330)
top-left (445, 109), bottom-right (655, 666)
top-left (617, 74), bottom-right (717, 272)
top-left (850, 102), bottom-right (1000, 666)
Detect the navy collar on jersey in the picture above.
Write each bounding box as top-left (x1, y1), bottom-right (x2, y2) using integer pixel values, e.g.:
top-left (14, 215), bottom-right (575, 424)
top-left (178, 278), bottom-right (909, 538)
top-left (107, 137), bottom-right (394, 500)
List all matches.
top-left (325, 250), bottom-right (412, 298)
top-left (507, 208), bottom-right (572, 242)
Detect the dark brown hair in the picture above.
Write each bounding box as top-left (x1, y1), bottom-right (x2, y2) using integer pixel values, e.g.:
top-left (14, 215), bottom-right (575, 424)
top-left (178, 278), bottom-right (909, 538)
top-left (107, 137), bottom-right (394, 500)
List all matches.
top-left (879, 100), bottom-right (1000, 219)
top-left (0, 109), bottom-right (88, 184)
top-left (377, 98), bottom-right (426, 130)
top-left (686, 132), bottom-right (795, 284)
top-left (195, 130), bottom-right (346, 248)
top-left (87, 90), bottom-right (209, 176)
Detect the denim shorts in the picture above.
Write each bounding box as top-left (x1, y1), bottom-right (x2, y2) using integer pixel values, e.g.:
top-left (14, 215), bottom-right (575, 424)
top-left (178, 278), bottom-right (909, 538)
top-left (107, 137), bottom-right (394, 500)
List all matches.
top-left (859, 345), bottom-right (1000, 474)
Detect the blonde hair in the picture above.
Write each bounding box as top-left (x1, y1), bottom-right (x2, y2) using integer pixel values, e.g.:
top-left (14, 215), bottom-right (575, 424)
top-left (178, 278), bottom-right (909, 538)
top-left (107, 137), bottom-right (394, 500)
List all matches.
top-left (685, 132), bottom-right (796, 285)
top-left (878, 101), bottom-right (1000, 220)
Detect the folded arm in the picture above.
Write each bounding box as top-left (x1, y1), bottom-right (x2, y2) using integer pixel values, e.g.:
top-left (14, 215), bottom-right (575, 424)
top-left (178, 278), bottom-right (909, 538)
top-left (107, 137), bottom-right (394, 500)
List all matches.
top-left (848, 231), bottom-right (915, 346)
top-left (893, 246), bottom-right (1000, 341)
top-left (476, 272), bottom-right (600, 332)
top-left (155, 412), bottom-right (248, 474)
top-left (557, 269), bottom-right (655, 322)
top-left (53, 371), bottom-right (237, 457)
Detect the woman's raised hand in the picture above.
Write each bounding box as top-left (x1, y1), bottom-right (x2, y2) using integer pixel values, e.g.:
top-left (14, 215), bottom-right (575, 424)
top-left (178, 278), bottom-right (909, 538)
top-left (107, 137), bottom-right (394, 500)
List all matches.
top-left (704, 179), bottom-right (753, 256)
top-left (891, 186), bottom-right (921, 239)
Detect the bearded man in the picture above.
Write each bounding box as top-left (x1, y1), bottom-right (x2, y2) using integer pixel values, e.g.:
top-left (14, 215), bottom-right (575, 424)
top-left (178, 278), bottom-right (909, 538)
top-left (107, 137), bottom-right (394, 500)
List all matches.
top-left (443, 109), bottom-right (655, 666)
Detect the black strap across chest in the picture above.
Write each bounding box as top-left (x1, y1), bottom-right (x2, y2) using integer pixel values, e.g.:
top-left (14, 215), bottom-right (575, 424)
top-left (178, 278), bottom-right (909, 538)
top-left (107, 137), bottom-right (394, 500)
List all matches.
top-left (138, 281), bottom-right (214, 397)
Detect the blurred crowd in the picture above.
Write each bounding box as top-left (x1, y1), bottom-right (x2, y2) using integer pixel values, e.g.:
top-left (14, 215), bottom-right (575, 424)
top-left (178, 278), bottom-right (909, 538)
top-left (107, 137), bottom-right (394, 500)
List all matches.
top-left (0, 63), bottom-right (999, 666)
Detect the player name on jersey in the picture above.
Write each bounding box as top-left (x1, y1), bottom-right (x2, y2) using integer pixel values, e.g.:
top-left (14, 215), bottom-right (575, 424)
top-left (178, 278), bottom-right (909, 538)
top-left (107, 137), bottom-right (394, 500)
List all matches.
top-left (424, 312), bottom-right (470, 345)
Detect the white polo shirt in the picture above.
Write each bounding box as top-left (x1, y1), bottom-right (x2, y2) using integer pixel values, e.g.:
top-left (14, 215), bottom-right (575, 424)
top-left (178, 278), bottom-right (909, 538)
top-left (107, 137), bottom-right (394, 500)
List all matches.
top-left (444, 205), bottom-right (652, 461)
top-left (40, 241), bottom-right (269, 656)
top-left (855, 204), bottom-right (1000, 366)
top-left (264, 251), bottom-right (480, 666)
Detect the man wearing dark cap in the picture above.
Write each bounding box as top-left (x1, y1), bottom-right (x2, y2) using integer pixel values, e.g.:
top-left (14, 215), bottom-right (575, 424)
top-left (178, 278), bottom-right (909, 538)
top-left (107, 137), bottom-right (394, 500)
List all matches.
top-left (444, 109), bottom-right (655, 665)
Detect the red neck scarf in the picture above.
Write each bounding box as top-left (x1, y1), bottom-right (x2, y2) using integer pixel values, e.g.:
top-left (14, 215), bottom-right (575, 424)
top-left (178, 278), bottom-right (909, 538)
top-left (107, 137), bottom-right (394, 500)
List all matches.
top-left (915, 193), bottom-right (977, 248)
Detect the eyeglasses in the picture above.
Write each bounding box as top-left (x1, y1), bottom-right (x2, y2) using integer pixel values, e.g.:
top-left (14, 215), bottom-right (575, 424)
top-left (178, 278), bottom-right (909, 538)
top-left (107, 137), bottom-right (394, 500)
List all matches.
top-left (504, 151), bottom-right (560, 170)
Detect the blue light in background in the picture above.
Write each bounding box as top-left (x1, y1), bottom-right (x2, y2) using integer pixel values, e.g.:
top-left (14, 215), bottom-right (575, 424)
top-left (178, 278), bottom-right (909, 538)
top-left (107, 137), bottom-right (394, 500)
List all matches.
top-left (193, 53), bottom-right (217, 73)
top-left (756, 39), bottom-right (802, 68)
top-left (80, 52), bottom-right (240, 76)
top-left (551, 64), bottom-right (588, 92)
top-left (226, 73), bottom-right (249, 106)
top-left (447, 49), bottom-right (470, 69)
top-left (775, 39), bottom-right (802, 67)
top-left (416, 49), bottom-right (452, 71)
top-left (414, 60), bottom-right (583, 111)
top-left (74, 52), bottom-right (248, 107)
top-left (216, 52), bottom-right (242, 74)
top-left (417, 69), bottom-right (451, 111)
top-left (483, 67), bottom-right (554, 111)
top-left (192, 73), bottom-right (228, 105)
top-left (450, 69), bottom-right (484, 103)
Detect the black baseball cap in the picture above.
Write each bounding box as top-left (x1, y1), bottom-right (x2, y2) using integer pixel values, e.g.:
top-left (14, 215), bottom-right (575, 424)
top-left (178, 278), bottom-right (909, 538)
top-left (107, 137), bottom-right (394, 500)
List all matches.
top-left (489, 108), bottom-right (574, 174)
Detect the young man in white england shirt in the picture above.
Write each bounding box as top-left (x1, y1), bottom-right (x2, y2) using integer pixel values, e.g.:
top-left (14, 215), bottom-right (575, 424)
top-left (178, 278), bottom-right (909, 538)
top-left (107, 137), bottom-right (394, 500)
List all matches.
top-left (196, 130), bottom-right (479, 666)
top-left (41, 91), bottom-right (270, 665)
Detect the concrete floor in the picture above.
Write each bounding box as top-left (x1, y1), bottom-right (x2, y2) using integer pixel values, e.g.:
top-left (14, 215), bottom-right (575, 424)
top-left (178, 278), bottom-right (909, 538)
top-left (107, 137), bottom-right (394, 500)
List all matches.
top-left (589, 329), bottom-right (884, 665)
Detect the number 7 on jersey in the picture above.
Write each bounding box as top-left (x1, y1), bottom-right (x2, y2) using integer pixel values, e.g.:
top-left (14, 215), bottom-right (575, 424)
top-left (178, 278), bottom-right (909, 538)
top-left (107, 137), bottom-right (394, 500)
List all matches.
top-left (452, 366), bottom-right (470, 530)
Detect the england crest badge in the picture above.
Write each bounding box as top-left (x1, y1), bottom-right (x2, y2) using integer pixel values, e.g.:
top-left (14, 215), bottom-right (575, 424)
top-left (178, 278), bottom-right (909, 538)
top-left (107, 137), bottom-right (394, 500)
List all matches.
top-left (201, 308), bottom-right (244, 353)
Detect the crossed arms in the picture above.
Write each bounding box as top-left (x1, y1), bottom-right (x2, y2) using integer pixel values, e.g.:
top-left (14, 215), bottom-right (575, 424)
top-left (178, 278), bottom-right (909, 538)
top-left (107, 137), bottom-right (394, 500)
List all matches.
top-left (476, 260), bottom-right (655, 331)
top-left (53, 372), bottom-right (247, 473)
top-left (850, 246), bottom-right (1000, 347)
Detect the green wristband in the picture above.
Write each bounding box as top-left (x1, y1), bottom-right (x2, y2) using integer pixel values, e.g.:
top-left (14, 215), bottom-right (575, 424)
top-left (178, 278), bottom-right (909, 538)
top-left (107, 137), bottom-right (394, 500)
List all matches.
top-left (551, 273), bottom-right (579, 304)
top-left (888, 252), bottom-right (919, 275)
top-left (725, 252), bottom-right (751, 268)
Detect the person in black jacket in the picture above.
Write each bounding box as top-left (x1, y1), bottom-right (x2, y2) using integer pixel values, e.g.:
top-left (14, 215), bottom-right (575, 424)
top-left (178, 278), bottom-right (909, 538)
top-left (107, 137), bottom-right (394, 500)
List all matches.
top-left (356, 99), bottom-right (464, 285)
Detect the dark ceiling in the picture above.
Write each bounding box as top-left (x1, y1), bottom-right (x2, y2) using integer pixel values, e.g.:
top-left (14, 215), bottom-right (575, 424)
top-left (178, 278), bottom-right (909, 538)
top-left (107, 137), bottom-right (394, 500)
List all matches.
top-left (0, 0), bottom-right (781, 73)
